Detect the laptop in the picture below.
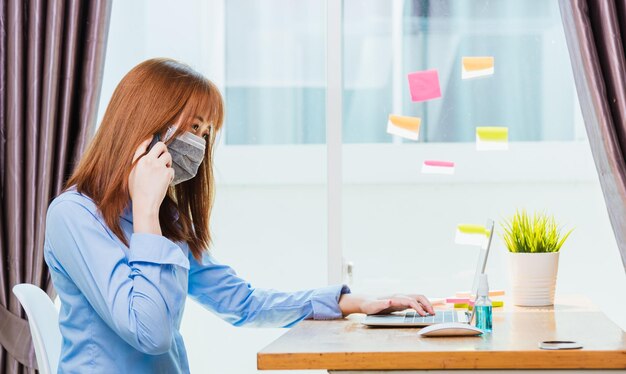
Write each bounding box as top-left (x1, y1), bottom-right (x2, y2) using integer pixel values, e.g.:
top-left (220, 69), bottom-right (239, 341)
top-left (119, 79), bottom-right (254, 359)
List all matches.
top-left (361, 219), bottom-right (494, 327)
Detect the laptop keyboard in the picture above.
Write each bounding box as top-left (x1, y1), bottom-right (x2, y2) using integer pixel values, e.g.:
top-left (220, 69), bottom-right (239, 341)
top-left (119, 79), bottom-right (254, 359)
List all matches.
top-left (403, 310), bottom-right (458, 323)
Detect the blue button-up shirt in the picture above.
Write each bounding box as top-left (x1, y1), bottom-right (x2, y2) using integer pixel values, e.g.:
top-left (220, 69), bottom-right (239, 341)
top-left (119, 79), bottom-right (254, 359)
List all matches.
top-left (44, 188), bottom-right (349, 373)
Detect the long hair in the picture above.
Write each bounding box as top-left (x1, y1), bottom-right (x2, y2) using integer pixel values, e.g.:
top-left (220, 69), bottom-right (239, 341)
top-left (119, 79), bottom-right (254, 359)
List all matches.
top-left (65, 58), bottom-right (223, 259)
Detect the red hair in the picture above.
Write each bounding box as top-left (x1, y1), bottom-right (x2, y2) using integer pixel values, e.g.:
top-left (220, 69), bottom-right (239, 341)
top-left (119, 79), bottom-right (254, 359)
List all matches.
top-left (65, 58), bottom-right (224, 259)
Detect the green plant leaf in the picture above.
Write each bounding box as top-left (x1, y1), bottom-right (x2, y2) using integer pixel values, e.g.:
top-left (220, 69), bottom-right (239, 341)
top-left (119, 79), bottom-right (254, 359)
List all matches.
top-left (500, 210), bottom-right (573, 253)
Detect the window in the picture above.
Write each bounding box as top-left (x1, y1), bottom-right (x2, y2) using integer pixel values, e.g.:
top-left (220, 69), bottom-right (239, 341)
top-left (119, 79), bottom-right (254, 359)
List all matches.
top-left (221, 0), bottom-right (582, 145)
top-left (343, 0), bottom-right (580, 144)
top-left (225, 0), bottom-right (326, 145)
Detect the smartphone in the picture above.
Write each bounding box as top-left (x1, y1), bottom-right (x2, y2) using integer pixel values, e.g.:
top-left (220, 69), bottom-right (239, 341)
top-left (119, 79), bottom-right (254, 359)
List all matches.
top-left (147, 133), bottom-right (161, 153)
top-left (538, 341), bottom-right (583, 350)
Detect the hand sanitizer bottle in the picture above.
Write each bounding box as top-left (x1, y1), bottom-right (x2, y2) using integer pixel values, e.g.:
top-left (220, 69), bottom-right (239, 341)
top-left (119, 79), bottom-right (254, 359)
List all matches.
top-left (474, 274), bottom-right (493, 332)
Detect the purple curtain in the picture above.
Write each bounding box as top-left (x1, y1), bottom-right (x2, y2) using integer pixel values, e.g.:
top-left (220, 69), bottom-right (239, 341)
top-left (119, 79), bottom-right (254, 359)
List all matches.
top-left (0, 0), bottom-right (112, 372)
top-left (560, 0), bottom-right (626, 271)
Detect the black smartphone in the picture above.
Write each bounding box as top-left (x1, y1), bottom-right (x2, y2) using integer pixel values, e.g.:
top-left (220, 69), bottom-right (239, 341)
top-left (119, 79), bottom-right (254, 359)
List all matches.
top-left (147, 133), bottom-right (161, 153)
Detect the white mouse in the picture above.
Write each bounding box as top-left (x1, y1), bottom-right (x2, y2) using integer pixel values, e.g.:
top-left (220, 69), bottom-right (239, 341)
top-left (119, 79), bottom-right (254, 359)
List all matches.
top-left (418, 323), bottom-right (483, 337)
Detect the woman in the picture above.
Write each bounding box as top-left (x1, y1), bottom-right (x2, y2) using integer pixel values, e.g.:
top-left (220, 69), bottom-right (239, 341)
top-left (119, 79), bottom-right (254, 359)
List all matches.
top-left (44, 58), bottom-right (434, 373)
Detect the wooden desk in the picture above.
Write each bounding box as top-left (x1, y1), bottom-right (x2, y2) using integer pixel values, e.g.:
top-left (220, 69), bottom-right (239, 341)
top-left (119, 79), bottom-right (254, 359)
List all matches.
top-left (258, 297), bottom-right (626, 372)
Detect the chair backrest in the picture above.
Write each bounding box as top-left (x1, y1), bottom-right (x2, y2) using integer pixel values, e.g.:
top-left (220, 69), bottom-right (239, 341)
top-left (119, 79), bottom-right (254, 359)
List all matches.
top-left (12, 284), bottom-right (62, 374)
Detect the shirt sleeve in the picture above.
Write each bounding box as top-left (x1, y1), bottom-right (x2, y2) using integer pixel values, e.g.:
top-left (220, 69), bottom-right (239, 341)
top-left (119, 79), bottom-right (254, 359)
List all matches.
top-left (44, 199), bottom-right (190, 355)
top-left (187, 252), bottom-right (350, 327)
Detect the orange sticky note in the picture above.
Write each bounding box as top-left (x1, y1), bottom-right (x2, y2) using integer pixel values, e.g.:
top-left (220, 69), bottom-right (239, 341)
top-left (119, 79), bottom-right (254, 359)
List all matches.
top-left (407, 69), bottom-right (442, 102)
top-left (387, 114), bottom-right (421, 140)
top-left (462, 56), bottom-right (494, 79)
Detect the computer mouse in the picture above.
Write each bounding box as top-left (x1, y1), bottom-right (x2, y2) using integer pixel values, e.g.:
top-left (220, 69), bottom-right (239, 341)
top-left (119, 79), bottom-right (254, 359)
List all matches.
top-left (418, 323), bottom-right (483, 337)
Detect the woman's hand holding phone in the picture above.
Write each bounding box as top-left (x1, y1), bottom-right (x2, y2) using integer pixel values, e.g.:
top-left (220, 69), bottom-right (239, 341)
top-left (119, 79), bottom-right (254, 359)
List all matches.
top-left (129, 136), bottom-right (174, 236)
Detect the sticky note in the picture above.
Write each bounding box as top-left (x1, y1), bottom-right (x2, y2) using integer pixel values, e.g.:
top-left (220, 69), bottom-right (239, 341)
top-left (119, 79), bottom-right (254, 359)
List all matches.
top-left (455, 224), bottom-right (490, 247)
top-left (462, 56), bottom-right (494, 79)
top-left (407, 69), bottom-right (441, 102)
top-left (386, 114), bottom-right (421, 140)
top-left (446, 298), bottom-right (470, 304)
top-left (457, 224), bottom-right (490, 235)
top-left (422, 160), bottom-right (455, 175)
top-left (456, 290), bottom-right (505, 299)
top-left (454, 303), bottom-right (469, 309)
top-left (468, 300), bottom-right (504, 308)
top-left (476, 126), bottom-right (508, 151)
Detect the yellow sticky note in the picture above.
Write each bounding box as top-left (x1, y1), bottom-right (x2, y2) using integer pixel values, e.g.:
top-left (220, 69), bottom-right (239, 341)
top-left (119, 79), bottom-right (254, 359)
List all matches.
top-left (467, 300), bottom-right (504, 310)
top-left (457, 224), bottom-right (489, 235)
top-left (455, 224), bottom-right (489, 247)
top-left (476, 126), bottom-right (508, 151)
top-left (387, 114), bottom-right (421, 141)
top-left (462, 56), bottom-right (494, 79)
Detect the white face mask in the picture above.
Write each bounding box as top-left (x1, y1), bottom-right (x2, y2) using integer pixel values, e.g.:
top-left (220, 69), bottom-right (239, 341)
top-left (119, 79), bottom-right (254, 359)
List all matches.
top-left (164, 126), bottom-right (206, 186)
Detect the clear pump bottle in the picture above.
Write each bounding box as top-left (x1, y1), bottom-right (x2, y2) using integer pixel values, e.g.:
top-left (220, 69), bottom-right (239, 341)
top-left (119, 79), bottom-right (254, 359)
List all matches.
top-left (474, 274), bottom-right (493, 332)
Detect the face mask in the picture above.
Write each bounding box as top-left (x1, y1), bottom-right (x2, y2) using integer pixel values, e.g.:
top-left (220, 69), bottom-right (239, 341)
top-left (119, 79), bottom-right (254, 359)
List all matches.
top-left (164, 126), bottom-right (206, 186)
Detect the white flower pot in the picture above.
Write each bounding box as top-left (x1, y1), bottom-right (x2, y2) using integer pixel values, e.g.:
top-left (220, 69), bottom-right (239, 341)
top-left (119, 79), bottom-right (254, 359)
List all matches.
top-left (509, 252), bottom-right (559, 306)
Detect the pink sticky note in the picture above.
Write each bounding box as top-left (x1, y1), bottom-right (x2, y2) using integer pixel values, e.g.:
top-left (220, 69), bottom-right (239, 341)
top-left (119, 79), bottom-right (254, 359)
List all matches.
top-left (424, 160), bottom-right (455, 168)
top-left (446, 298), bottom-right (470, 304)
top-left (407, 69), bottom-right (442, 102)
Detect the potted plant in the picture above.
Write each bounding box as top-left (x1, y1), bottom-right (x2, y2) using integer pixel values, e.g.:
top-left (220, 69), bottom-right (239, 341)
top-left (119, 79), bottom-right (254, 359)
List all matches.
top-left (501, 210), bottom-right (573, 306)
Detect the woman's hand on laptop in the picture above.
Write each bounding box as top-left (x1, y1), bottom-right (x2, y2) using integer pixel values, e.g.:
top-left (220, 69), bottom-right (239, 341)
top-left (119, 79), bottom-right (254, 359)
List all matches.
top-left (338, 294), bottom-right (435, 317)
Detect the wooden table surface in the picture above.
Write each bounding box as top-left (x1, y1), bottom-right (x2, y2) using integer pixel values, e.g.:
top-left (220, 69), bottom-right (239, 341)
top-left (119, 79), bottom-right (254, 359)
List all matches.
top-left (257, 296), bottom-right (626, 371)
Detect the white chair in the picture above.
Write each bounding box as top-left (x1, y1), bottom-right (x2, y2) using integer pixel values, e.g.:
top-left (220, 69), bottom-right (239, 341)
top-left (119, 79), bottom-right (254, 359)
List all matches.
top-left (12, 283), bottom-right (62, 374)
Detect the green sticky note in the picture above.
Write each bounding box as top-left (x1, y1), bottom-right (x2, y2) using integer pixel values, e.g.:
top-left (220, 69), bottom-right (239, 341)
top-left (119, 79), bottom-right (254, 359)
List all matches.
top-left (476, 127), bottom-right (508, 141)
